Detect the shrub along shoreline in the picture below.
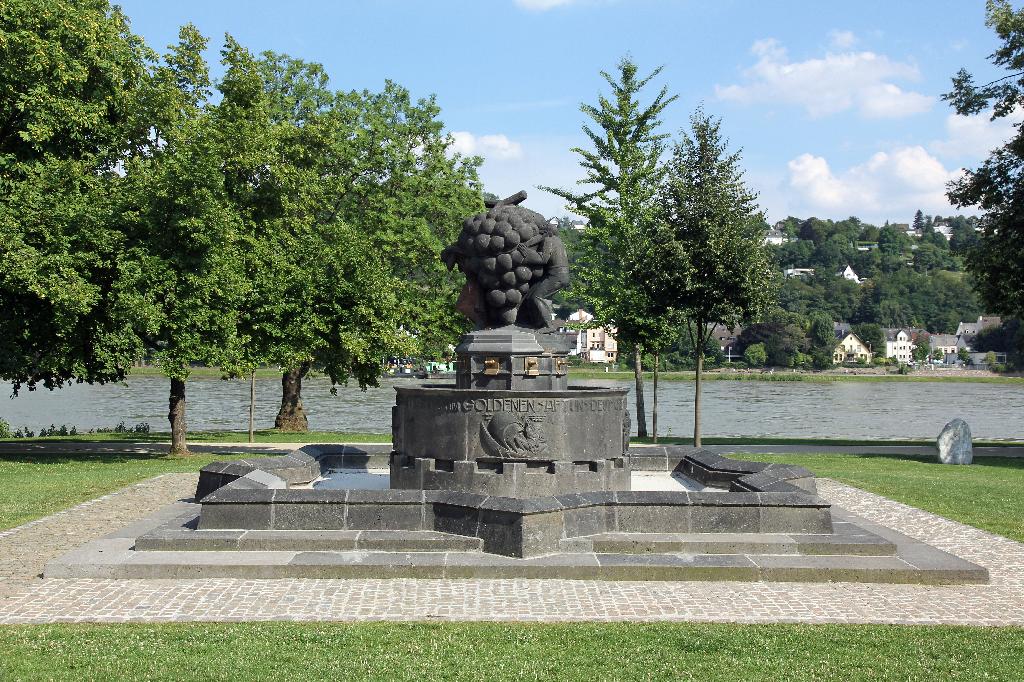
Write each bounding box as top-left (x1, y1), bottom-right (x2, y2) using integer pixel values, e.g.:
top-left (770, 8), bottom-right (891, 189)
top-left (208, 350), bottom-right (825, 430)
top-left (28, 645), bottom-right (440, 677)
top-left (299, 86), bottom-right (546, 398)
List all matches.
top-left (568, 368), bottom-right (1023, 383)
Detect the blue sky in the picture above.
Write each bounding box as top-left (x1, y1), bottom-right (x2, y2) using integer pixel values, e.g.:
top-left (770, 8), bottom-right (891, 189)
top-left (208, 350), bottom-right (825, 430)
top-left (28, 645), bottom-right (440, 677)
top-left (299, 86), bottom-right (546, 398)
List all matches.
top-left (116, 0), bottom-right (1014, 225)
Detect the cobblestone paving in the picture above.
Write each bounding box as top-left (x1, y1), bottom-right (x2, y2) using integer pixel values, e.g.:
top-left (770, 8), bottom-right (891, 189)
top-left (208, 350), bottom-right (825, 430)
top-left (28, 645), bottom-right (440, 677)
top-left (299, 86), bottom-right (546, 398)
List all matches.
top-left (0, 477), bottom-right (1022, 624)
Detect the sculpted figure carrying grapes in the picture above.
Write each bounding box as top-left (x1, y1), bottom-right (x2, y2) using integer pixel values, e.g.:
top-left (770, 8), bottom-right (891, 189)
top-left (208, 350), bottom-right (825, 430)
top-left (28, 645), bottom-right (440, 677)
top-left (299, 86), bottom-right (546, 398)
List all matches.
top-left (441, 191), bottom-right (569, 330)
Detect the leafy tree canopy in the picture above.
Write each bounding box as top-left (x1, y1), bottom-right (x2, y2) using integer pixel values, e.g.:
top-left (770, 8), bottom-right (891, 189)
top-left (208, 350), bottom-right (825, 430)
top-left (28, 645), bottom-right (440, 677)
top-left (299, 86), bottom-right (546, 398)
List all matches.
top-left (945, 0), bottom-right (1024, 322)
top-left (543, 57), bottom-right (680, 355)
top-left (656, 109), bottom-right (777, 345)
top-left (0, 0), bottom-right (153, 392)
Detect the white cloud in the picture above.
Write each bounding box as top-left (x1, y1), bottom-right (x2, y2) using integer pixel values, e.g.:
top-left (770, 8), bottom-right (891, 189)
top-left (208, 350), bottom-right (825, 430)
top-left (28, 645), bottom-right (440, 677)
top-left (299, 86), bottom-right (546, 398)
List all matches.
top-left (858, 84), bottom-right (933, 119)
top-left (715, 37), bottom-right (933, 119)
top-left (828, 30), bottom-right (857, 49)
top-left (450, 131), bottom-right (523, 160)
top-left (786, 146), bottom-right (961, 217)
top-left (929, 108), bottom-right (1024, 159)
top-left (514, 0), bottom-right (579, 10)
top-left (457, 134), bottom-right (589, 218)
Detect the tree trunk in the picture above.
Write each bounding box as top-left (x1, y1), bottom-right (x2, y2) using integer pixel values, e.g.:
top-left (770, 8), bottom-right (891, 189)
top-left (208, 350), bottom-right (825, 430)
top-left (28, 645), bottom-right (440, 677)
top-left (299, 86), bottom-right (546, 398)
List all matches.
top-left (694, 348), bottom-right (703, 448)
top-left (248, 371), bottom-right (256, 444)
top-left (633, 346), bottom-right (648, 438)
top-left (275, 362), bottom-right (310, 431)
top-left (652, 351), bottom-right (659, 443)
top-left (168, 377), bottom-right (188, 456)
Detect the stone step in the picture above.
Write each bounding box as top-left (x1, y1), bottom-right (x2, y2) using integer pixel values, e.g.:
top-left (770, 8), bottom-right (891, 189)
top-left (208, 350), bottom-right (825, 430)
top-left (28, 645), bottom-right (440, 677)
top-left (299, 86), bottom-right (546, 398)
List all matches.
top-left (567, 527), bottom-right (896, 557)
top-left (135, 528), bottom-right (484, 553)
top-left (47, 538), bottom-right (987, 584)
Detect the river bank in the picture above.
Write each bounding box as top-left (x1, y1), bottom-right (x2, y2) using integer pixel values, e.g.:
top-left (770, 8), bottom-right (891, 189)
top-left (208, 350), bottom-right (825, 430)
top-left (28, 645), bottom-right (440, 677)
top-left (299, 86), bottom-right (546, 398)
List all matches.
top-left (568, 367), bottom-right (1023, 383)
top-left (3, 432), bottom-right (1022, 447)
top-left (4, 375), bottom-right (1023, 440)
top-left (122, 364), bottom-right (1024, 383)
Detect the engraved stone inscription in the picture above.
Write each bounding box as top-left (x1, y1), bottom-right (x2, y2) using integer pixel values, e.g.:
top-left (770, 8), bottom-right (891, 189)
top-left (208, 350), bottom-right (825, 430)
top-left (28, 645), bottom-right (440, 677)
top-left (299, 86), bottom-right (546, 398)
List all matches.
top-left (435, 397), bottom-right (613, 413)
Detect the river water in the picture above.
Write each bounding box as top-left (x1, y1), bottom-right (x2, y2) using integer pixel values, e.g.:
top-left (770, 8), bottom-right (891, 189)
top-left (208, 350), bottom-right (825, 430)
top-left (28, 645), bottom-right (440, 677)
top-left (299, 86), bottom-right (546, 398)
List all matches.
top-left (6, 375), bottom-right (1024, 441)
top-left (2, 375), bottom-right (1022, 440)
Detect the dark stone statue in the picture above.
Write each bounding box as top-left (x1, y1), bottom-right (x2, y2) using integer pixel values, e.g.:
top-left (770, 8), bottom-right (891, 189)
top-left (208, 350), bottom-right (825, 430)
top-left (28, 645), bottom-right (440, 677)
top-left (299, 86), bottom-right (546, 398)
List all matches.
top-left (441, 191), bottom-right (569, 330)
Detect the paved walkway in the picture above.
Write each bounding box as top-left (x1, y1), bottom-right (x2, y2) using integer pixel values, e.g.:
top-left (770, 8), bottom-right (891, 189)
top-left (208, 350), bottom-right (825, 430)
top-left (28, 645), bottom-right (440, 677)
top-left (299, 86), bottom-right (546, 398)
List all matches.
top-left (0, 474), bottom-right (1023, 624)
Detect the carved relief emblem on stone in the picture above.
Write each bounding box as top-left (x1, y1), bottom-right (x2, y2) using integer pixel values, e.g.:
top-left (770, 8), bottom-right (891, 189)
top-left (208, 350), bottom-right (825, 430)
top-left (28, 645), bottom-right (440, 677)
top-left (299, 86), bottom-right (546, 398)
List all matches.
top-left (479, 411), bottom-right (549, 459)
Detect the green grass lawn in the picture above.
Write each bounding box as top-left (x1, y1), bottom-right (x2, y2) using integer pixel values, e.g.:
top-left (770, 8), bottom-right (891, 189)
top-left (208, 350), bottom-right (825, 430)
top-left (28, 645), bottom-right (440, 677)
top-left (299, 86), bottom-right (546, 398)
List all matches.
top-left (0, 622), bottom-right (1019, 679)
top-left (0, 451), bottom-right (232, 529)
top-left (2, 454), bottom-right (1022, 677)
top-left (740, 453), bottom-right (1024, 543)
top-left (0, 622), bottom-right (1020, 681)
top-left (632, 435), bottom-right (1024, 446)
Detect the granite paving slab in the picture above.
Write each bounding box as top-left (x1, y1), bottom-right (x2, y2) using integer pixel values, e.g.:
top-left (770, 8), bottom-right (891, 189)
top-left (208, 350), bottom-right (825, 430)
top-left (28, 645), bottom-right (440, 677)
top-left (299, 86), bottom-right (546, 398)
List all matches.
top-left (0, 476), bottom-right (1022, 623)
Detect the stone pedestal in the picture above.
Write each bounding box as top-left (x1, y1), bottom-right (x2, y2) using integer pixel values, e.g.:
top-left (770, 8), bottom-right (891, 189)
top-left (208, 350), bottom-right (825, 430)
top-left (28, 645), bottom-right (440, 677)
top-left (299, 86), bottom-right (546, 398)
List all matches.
top-left (455, 327), bottom-right (571, 391)
top-left (390, 385), bottom-right (631, 497)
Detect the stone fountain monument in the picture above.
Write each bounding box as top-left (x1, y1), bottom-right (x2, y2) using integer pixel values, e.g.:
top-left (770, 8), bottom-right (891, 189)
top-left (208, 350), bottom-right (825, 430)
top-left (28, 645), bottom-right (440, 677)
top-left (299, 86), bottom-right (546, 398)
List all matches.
top-left (43, 193), bottom-right (990, 584)
top-left (391, 191), bottom-right (630, 498)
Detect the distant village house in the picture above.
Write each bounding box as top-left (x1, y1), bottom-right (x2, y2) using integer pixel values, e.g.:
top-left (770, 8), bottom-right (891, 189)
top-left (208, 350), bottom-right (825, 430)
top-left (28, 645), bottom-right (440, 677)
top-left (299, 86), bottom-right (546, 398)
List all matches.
top-left (563, 310), bottom-right (618, 364)
top-left (833, 332), bottom-right (873, 364)
top-left (764, 225), bottom-right (790, 246)
top-left (710, 323), bottom-right (744, 361)
top-left (884, 328), bottom-right (915, 363)
top-left (836, 265), bottom-right (862, 284)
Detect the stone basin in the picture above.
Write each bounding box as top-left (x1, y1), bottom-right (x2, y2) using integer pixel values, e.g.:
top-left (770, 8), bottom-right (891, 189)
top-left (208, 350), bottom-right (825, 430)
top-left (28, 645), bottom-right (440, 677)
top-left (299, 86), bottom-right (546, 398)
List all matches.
top-left (188, 445), bottom-right (832, 559)
top-left (309, 468), bottom-right (712, 492)
top-left (42, 444), bottom-right (990, 584)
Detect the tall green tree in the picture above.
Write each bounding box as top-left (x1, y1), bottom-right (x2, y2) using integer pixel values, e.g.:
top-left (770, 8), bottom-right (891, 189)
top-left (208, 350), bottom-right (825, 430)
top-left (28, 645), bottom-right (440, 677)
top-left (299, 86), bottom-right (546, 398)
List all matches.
top-left (656, 110), bottom-right (776, 446)
top-left (257, 72), bottom-right (481, 430)
top-left (543, 57), bottom-right (678, 438)
top-left (0, 0), bottom-right (152, 392)
top-left (251, 52), bottom-right (337, 430)
top-left (117, 27), bottom-right (250, 455)
top-left (324, 82), bottom-right (483, 357)
top-left (231, 51), bottom-right (413, 431)
top-left (743, 342), bottom-right (767, 367)
top-left (737, 310), bottom-right (807, 368)
top-left (945, 0), bottom-right (1024, 324)
top-left (807, 312), bottom-right (835, 350)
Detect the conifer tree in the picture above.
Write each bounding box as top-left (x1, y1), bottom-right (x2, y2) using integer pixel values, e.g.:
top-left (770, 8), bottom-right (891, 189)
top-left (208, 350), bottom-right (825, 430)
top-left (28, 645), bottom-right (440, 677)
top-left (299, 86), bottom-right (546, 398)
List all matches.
top-left (543, 57), bottom-right (678, 438)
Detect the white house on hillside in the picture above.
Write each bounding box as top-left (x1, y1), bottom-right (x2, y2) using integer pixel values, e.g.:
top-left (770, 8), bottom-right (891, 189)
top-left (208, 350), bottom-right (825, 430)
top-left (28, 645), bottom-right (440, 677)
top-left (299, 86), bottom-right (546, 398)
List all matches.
top-left (930, 333), bottom-right (962, 360)
top-left (884, 328), bottom-right (915, 363)
top-left (837, 265), bottom-right (862, 284)
top-left (764, 226), bottom-right (790, 245)
top-left (563, 310), bottom-right (618, 364)
top-left (956, 315), bottom-right (1001, 341)
top-left (710, 323), bottom-right (744, 361)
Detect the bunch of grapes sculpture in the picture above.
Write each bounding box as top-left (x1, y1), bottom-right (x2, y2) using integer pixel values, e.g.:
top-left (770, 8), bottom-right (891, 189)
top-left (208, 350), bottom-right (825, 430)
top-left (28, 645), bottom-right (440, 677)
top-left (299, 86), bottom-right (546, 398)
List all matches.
top-left (442, 191), bottom-right (569, 330)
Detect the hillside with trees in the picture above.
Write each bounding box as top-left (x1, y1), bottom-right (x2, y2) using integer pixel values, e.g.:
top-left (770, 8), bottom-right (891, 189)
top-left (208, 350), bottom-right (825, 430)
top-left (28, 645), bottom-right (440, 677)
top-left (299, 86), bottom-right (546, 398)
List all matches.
top-left (590, 209), bottom-right (1015, 372)
top-left (772, 214), bottom-right (983, 333)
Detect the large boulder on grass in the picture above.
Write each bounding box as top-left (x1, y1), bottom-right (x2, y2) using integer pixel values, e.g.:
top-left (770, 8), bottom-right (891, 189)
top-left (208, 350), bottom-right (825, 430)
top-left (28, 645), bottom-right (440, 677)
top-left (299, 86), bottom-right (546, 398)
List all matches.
top-left (937, 419), bottom-right (973, 465)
